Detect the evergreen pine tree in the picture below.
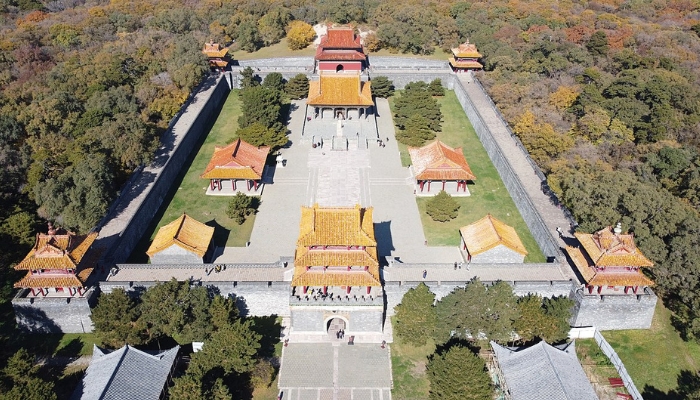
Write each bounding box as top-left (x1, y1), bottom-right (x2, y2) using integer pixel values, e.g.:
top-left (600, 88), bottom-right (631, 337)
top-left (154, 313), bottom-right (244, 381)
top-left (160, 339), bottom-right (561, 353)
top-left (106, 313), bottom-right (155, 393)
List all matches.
top-left (425, 190), bottom-right (460, 222)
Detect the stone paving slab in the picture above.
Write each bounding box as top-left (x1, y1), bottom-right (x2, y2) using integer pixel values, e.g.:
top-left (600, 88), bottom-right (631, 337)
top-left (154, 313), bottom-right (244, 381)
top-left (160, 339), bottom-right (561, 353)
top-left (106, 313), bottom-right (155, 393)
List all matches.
top-left (337, 345), bottom-right (392, 388)
top-left (279, 343), bottom-right (392, 400)
top-left (382, 262), bottom-right (569, 282)
top-left (106, 265), bottom-right (286, 282)
top-left (279, 344), bottom-right (334, 387)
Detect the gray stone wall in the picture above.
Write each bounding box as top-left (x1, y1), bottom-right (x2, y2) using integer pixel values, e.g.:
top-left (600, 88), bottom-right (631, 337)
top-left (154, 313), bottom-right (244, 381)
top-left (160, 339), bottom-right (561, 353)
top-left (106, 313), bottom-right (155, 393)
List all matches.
top-left (471, 245), bottom-right (525, 264)
top-left (290, 305), bottom-right (384, 333)
top-left (570, 287), bottom-right (657, 330)
top-left (101, 76), bottom-right (231, 265)
top-left (451, 78), bottom-right (562, 261)
top-left (150, 245), bottom-right (203, 264)
top-left (12, 289), bottom-right (97, 333)
top-left (101, 280), bottom-right (291, 318)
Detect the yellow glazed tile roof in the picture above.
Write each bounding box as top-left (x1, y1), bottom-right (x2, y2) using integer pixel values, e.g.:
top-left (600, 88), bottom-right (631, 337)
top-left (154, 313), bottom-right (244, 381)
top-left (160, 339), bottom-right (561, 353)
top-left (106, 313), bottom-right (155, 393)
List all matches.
top-left (203, 42), bottom-right (228, 58)
top-left (201, 139), bottom-right (269, 180)
top-left (449, 58), bottom-right (483, 69)
top-left (575, 227), bottom-right (654, 268)
top-left (291, 266), bottom-right (381, 287)
top-left (307, 74), bottom-right (374, 107)
top-left (147, 214), bottom-right (214, 258)
top-left (294, 246), bottom-right (379, 268)
top-left (459, 215), bottom-right (528, 256)
top-left (297, 204), bottom-right (376, 247)
top-left (451, 40), bottom-right (482, 58)
top-left (14, 269), bottom-right (92, 288)
top-left (409, 140), bottom-right (476, 181)
top-left (15, 231), bottom-right (98, 271)
top-left (566, 246), bottom-right (654, 286)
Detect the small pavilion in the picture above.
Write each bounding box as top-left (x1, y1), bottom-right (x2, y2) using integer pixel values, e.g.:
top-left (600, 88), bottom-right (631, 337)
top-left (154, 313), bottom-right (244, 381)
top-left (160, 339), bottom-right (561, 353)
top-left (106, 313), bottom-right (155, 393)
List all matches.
top-left (14, 223), bottom-right (98, 298)
top-left (565, 223), bottom-right (654, 295)
top-left (315, 27), bottom-right (366, 73)
top-left (408, 139), bottom-right (476, 196)
top-left (202, 41), bottom-right (230, 70)
top-left (307, 74), bottom-right (374, 121)
top-left (449, 39), bottom-right (483, 72)
top-left (459, 215), bottom-right (528, 263)
top-left (147, 214), bottom-right (214, 264)
top-left (201, 138), bottom-right (269, 195)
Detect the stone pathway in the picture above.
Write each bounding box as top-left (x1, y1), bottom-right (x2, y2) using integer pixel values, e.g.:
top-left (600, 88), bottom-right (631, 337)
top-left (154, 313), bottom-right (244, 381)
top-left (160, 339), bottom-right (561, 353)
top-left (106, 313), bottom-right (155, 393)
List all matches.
top-left (278, 343), bottom-right (392, 400)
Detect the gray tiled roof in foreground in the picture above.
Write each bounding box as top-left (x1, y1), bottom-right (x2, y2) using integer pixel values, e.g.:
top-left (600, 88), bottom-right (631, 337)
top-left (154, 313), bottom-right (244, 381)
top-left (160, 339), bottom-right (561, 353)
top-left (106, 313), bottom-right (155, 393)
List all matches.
top-left (491, 340), bottom-right (598, 400)
top-left (72, 344), bottom-right (179, 400)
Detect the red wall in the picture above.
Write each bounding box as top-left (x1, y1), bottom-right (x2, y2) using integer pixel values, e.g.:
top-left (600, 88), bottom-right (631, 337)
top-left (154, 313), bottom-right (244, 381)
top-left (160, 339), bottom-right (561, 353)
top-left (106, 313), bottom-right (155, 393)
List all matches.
top-left (318, 61), bottom-right (362, 71)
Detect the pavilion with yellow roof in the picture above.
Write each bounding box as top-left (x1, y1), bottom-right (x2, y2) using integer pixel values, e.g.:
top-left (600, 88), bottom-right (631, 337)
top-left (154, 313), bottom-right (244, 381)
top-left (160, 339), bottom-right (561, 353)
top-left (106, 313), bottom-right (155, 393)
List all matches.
top-left (147, 214), bottom-right (215, 264)
top-left (14, 223), bottom-right (98, 298)
top-left (307, 73), bottom-right (374, 121)
top-left (459, 215), bottom-right (528, 263)
top-left (408, 139), bottom-right (476, 196)
top-left (202, 41), bottom-right (230, 70)
top-left (201, 138), bottom-right (269, 194)
top-left (289, 204), bottom-right (384, 337)
top-left (449, 39), bottom-right (483, 71)
top-left (565, 223), bottom-right (654, 295)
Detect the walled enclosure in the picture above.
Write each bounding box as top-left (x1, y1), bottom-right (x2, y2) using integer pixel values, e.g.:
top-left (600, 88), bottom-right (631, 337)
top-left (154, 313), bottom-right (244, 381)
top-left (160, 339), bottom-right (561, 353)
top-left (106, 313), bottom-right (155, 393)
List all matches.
top-left (570, 288), bottom-right (658, 330)
top-left (12, 288), bottom-right (97, 333)
top-left (50, 57), bottom-right (653, 333)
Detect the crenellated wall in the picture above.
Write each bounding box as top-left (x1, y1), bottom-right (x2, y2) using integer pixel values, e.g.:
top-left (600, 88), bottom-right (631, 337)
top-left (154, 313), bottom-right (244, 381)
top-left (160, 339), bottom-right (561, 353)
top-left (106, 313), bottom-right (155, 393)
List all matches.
top-left (12, 288), bottom-right (97, 333)
top-left (570, 287), bottom-right (658, 330)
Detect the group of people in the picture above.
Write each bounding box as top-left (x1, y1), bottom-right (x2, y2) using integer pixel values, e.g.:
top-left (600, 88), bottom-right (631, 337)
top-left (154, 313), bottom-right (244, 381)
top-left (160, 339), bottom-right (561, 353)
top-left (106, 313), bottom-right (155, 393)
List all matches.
top-left (336, 329), bottom-right (346, 339)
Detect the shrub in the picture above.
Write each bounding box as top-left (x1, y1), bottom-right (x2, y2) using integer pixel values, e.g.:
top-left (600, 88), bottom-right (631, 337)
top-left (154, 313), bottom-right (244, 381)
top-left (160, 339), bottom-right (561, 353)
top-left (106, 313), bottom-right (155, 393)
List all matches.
top-left (425, 190), bottom-right (460, 222)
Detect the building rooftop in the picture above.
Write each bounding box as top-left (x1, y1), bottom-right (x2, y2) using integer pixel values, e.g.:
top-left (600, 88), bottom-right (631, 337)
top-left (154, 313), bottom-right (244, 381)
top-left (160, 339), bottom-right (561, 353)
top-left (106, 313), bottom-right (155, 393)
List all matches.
top-left (146, 214), bottom-right (214, 258)
top-left (201, 138), bottom-right (269, 180)
top-left (15, 230), bottom-right (98, 271)
top-left (574, 225), bottom-right (654, 268)
top-left (307, 74), bottom-right (373, 107)
top-left (451, 40), bottom-right (482, 58)
top-left (319, 27), bottom-right (362, 50)
top-left (73, 344), bottom-right (179, 400)
top-left (297, 204), bottom-right (376, 247)
top-left (408, 139), bottom-right (476, 181)
top-left (459, 214), bottom-right (528, 257)
top-left (202, 42), bottom-right (228, 58)
top-left (565, 245), bottom-right (654, 287)
top-left (491, 341), bottom-right (598, 400)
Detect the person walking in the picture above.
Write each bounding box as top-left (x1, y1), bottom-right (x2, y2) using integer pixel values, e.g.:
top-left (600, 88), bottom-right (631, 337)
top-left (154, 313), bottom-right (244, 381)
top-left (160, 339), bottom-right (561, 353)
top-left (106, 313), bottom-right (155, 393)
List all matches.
top-left (422, 270), bottom-right (427, 279)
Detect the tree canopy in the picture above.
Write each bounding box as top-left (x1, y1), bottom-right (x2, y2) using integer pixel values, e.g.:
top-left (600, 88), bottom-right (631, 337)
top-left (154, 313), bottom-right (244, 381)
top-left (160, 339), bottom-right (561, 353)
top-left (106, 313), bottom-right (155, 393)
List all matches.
top-left (394, 283), bottom-right (437, 346)
top-left (427, 345), bottom-right (493, 400)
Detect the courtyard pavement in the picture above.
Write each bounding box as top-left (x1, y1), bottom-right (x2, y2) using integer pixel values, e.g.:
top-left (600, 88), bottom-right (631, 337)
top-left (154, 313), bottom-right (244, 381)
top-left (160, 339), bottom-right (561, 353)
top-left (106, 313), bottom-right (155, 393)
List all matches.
top-left (214, 98), bottom-right (459, 264)
top-left (278, 343), bottom-right (392, 400)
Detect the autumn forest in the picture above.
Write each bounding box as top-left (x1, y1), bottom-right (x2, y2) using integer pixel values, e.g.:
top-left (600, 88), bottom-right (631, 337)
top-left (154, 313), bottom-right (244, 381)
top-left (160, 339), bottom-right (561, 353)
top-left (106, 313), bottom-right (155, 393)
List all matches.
top-left (0, 0), bottom-right (700, 362)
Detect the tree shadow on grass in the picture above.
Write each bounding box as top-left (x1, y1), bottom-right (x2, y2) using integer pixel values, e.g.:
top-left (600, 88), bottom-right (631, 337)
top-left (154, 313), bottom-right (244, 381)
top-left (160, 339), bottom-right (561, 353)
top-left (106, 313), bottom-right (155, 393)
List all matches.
top-left (206, 219), bottom-right (231, 251)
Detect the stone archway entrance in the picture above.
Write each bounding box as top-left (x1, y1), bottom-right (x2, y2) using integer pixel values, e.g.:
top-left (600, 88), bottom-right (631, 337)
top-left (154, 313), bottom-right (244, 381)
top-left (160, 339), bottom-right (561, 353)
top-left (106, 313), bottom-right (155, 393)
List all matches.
top-left (326, 317), bottom-right (346, 340)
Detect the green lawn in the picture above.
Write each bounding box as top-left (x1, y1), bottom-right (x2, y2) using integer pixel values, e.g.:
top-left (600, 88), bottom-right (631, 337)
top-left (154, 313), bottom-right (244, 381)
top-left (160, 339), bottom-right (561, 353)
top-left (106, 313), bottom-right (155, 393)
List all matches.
top-left (233, 39), bottom-right (316, 60)
top-left (391, 330), bottom-right (434, 400)
top-left (603, 302), bottom-right (700, 396)
top-left (391, 90), bottom-right (545, 262)
top-left (129, 90), bottom-right (255, 262)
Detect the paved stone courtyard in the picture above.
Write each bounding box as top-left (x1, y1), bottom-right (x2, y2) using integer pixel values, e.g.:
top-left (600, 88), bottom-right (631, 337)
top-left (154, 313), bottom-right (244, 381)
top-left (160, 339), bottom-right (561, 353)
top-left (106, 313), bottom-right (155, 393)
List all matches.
top-left (278, 343), bottom-right (392, 400)
top-left (213, 98), bottom-right (460, 264)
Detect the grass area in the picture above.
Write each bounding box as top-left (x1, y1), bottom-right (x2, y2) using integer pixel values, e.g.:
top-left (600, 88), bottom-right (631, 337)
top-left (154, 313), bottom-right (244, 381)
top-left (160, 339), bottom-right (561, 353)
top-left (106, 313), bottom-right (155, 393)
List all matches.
top-left (602, 302), bottom-right (700, 396)
top-left (129, 90), bottom-right (254, 262)
top-left (390, 90), bottom-right (545, 262)
top-left (391, 333), bottom-right (434, 400)
top-left (8, 333), bottom-right (98, 357)
top-left (233, 39), bottom-right (316, 60)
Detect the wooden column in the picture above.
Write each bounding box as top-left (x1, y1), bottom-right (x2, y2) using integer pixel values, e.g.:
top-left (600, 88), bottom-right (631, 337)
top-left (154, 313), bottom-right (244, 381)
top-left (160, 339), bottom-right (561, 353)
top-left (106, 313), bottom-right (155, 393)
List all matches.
top-left (442, 180), bottom-right (446, 191)
top-left (323, 286), bottom-right (328, 295)
top-left (346, 286), bottom-right (351, 294)
top-left (366, 286), bottom-right (371, 294)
